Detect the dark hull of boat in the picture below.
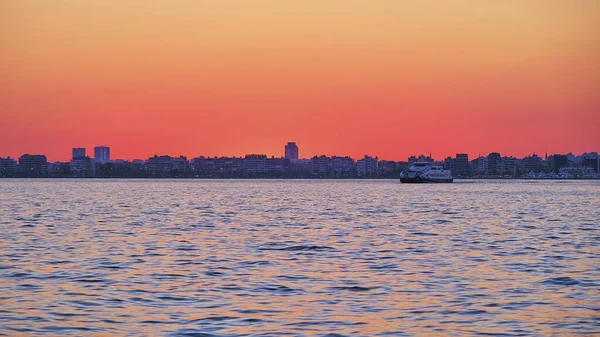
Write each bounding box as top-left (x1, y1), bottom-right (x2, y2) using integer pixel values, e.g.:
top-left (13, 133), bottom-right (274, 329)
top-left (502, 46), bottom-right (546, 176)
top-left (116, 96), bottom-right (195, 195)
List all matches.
top-left (400, 177), bottom-right (453, 183)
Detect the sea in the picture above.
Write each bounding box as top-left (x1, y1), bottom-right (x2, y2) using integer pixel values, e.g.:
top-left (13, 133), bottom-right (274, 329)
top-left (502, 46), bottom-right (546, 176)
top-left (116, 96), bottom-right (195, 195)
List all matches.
top-left (0, 179), bottom-right (598, 336)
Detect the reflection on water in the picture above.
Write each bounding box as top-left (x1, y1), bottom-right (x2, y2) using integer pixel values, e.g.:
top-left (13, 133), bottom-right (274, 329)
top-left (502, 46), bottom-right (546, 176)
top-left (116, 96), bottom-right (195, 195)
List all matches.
top-left (0, 179), bottom-right (598, 336)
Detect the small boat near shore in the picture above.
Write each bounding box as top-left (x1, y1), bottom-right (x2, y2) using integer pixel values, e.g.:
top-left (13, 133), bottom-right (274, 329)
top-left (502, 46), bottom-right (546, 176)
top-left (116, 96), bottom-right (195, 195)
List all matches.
top-left (400, 162), bottom-right (453, 183)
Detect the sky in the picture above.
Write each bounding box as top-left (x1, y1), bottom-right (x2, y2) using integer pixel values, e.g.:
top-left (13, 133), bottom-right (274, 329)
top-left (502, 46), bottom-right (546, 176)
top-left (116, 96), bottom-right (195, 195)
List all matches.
top-left (1, 0), bottom-right (599, 161)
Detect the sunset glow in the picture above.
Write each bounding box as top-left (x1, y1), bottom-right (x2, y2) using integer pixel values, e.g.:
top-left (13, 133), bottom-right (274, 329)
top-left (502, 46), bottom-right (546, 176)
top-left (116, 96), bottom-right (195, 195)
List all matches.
top-left (1, 1), bottom-right (599, 161)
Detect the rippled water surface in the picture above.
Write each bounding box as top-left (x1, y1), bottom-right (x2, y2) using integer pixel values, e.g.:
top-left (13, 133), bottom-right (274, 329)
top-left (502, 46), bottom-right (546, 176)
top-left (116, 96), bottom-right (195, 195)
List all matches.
top-left (1, 179), bottom-right (599, 336)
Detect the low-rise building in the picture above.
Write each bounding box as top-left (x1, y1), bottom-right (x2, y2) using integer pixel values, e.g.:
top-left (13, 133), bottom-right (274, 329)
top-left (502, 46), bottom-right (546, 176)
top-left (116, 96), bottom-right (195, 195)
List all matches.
top-left (501, 156), bottom-right (519, 177)
top-left (244, 154), bottom-right (267, 174)
top-left (146, 155), bottom-right (174, 176)
top-left (470, 157), bottom-right (488, 176)
top-left (18, 154), bottom-right (48, 176)
top-left (172, 156), bottom-right (188, 173)
top-left (70, 156), bottom-right (95, 177)
top-left (357, 155), bottom-right (378, 177)
top-left (582, 153), bottom-right (599, 172)
top-left (329, 156), bottom-right (355, 178)
top-left (266, 157), bottom-right (290, 173)
top-left (0, 157), bottom-right (18, 175)
top-left (311, 155), bottom-right (329, 176)
top-left (522, 154), bottom-right (542, 173)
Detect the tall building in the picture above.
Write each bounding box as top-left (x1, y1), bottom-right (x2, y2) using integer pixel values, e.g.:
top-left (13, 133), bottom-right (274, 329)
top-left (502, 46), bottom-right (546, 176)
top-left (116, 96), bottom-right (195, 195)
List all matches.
top-left (94, 146), bottom-right (110, 164)
top-left (455, 153), bottom-right (469, 177)
top-left (487, 152), bottom-right (502, 175)
top-left (284, 142), bottom-right (299, 160)
top-left (18, 154), bottom-right (48, 175)
top-left (72, 148), bottom-right (86, 159)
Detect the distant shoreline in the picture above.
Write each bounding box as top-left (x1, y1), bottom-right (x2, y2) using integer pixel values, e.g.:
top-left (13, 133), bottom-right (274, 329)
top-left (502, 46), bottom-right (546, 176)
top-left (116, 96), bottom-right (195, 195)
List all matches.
top-left (1, 177), bottom-right (599, 181)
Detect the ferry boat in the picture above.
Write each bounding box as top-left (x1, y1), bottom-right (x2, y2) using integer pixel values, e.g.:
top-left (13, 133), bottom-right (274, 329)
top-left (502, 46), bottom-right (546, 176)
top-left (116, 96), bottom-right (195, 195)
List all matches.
top-left (400, 162), bottom-right (453, 183)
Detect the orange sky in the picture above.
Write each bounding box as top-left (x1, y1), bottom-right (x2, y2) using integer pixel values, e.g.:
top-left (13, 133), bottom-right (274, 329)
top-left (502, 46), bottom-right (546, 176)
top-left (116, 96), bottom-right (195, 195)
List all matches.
top-left (1, 1), bottom-right (599, 161)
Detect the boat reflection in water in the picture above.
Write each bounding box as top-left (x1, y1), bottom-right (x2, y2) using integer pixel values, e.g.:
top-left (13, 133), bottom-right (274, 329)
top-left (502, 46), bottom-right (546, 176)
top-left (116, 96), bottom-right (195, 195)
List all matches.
top-left (400, 162), bottom-right (453, 183)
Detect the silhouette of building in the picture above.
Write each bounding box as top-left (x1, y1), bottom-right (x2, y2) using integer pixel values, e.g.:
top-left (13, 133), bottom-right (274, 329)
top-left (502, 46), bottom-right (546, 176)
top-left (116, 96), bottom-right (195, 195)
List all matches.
top-left (581, 153), bottom-right (599, 172)
top-left (444, 157), bottom-right (457, 176)
top-left (244, 154), bottom-right (267, 173)
top-left (357, 155), bottom-right (378, 177)
top-left (190, 156), bottom-right (244, 177)
top-left (0, 157), bottom-right (18, 175)
top-left (522, 154), bottom-right (542, 172)
top-left (329, 156), bottom-right (355, 178)
top-left (146, 155), bottom-right (174, 176)
top-left (172, 156), bottom-right (188, 172)
top-left (311, 155), bottom-right (329, 176)
top-left (501, 156), bottom-right (519, 177)
top-left (70, 156), bottom-right (95, 177)
top-left (266, 157), bottom-right (290, 173)
top-left (285, 142), bottom-right (299, 160)
top-left (72, 148), bottom-right (86, 159)
top-left (18, 154), bottom-right (48, 175)
top-left (549, 154), bottom-right (569, 173)
top-left (48, 161), bottom-right (70, 175)
top-left (487, 152), bottom-right (502, 175)
top-left (470, 157), bottom-right (488, 176)
top-left (455, 153), bottom-right (469, 177)
top-left (94, 146), bottom-right (110, 164)
top-left (408, 155), bottom-right (433, 165)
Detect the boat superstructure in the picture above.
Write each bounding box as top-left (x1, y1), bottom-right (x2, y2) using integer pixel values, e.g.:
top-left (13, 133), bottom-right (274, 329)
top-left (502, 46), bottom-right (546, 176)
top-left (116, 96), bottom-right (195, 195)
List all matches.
top-left (400, 162), bottom-right (453, 183)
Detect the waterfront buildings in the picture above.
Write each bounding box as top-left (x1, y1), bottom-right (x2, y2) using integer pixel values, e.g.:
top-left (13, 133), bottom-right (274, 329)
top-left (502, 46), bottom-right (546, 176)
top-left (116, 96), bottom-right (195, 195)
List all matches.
top-left (487, 152), bottom-right (502, 176)
top-left (0, 157), bottom-right (18, 175)
top-left (172, 156), bottom-right (189, 172)
top-left (548, 154), bottom-right (569, 173)
top-left (408, 155), bottom-right (433, 165)
top-left (70, 147), bottom-right (94, 177)
top-left (311, 155), bottom-right (329, 176)
top-left (265, 157), bottom-right (290, 173)
top-left (470, 156), bottom-right (488, 176)
top-left (455, 154), bottom-right (469, 177)
top-left (581, 153), bottom-right (599, 172)
top-left (48, 162), bottom-right (70, 176)
top-left (244, 154), bottom-right (267, 174)
top-left (501, 156), bottom-right (519, 177)
top-left (18, 154), bottom-right (48, 175)
top-left (356, 155), bottom-right (379, 177)
top-left (329, 156), bottom-right (355, 178)
top-left (2, 143), bottom-right (599, 179)
top-left (146, 155), bottom-right (175, 176)
top-left (94, 146), bottom-right (110, 164)
top-left (70, 156), bottom-right (95, 177)
top-left (285, 142), bottom-right (299, 160)
top-left (523, 154), bottom-right (542, 173)
top-left (72, 148), bottom-right (86, 159)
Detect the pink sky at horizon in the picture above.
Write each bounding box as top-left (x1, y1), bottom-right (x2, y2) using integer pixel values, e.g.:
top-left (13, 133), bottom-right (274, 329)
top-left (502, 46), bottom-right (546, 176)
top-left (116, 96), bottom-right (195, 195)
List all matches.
top-left (1, 1), bottom-right (599, 162)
